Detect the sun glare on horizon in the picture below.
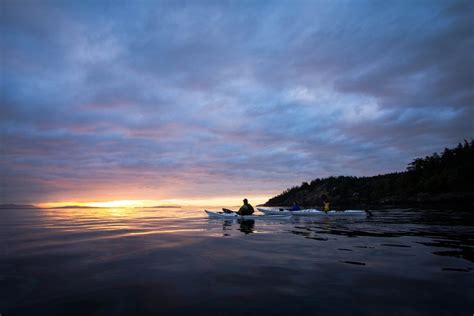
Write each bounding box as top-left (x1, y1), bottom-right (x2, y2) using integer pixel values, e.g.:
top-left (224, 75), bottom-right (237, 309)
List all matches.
top-left (38, 195), bottom-right (270, 209)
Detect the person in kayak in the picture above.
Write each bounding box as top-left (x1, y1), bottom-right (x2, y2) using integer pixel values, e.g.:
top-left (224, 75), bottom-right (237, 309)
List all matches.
top-left (290, 202), bottom-right (301, 211)
top-left (321, 195), bottom-right (331, 212)
top-left (237, 198), bottom-right (254, 215)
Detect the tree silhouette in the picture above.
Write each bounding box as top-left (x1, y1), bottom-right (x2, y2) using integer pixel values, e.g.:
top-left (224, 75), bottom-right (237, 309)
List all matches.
top-left (265, 140), bottom-right (474, 209)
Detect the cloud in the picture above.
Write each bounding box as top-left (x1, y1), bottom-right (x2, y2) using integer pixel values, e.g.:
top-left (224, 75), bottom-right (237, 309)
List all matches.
top-left (1, 0), bottom-right (473, 203)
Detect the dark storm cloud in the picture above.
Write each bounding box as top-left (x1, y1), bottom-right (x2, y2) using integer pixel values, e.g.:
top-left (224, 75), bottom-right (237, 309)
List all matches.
top-left (1, 0), bottom-right (473, 203)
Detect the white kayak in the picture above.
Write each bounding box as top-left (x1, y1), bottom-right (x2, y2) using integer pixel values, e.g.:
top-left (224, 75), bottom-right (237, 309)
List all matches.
top-left (257, 207), bottom-right (367, 217)
top-left (205, 210), bottom-right (291, 220)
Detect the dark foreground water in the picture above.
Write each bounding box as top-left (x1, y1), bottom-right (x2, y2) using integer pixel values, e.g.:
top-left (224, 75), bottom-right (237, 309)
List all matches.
top-left (1, 207), bottom-right (473, 316)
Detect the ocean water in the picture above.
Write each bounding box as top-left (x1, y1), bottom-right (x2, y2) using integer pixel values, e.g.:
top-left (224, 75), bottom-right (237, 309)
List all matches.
top-left (1, 207), bottom-right (473, 315)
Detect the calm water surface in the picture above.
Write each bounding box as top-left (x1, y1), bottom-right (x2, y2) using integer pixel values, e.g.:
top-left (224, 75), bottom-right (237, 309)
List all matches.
top-left (1, 207), bottom-right (473, 315)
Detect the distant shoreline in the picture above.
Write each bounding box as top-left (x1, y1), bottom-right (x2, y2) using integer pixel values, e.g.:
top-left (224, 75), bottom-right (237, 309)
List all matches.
top-left (136, 206), bottom-right (182, 208)
top-left (0, 204), bottom-right (183, 209)
top-left (0, 204), bottom-right (41, 209)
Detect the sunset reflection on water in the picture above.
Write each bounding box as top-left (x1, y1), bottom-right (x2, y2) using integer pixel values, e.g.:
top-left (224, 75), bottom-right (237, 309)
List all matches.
top-left (37, 207), bottom-right (206, 233)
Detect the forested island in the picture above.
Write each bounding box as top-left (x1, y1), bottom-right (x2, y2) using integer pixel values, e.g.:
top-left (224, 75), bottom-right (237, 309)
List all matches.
top-left (265, 141), bottom-right (474, 209)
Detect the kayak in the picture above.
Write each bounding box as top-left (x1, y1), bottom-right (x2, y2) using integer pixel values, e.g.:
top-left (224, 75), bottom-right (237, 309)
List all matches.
top-left (257, 207), bottom-right (367, 217)
top-left (258, 207), bottom-right (367, 216)
top-left (205, 210), bottom-right (291, 220)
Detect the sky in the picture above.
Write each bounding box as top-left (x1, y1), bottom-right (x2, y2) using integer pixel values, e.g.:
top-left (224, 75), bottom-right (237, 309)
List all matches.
top-left (1, 0), bottom-right (473, 206)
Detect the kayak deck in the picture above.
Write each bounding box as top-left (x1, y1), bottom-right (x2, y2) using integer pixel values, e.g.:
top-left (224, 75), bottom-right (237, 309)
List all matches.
top-left (205, 210), bottom-right (291, 220)
top-left (257, 207), bottom-right (367, 216)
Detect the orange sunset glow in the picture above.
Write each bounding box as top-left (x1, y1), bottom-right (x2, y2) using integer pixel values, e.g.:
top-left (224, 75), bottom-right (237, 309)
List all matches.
top-left (38, 195), bottom-right (271, 209)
